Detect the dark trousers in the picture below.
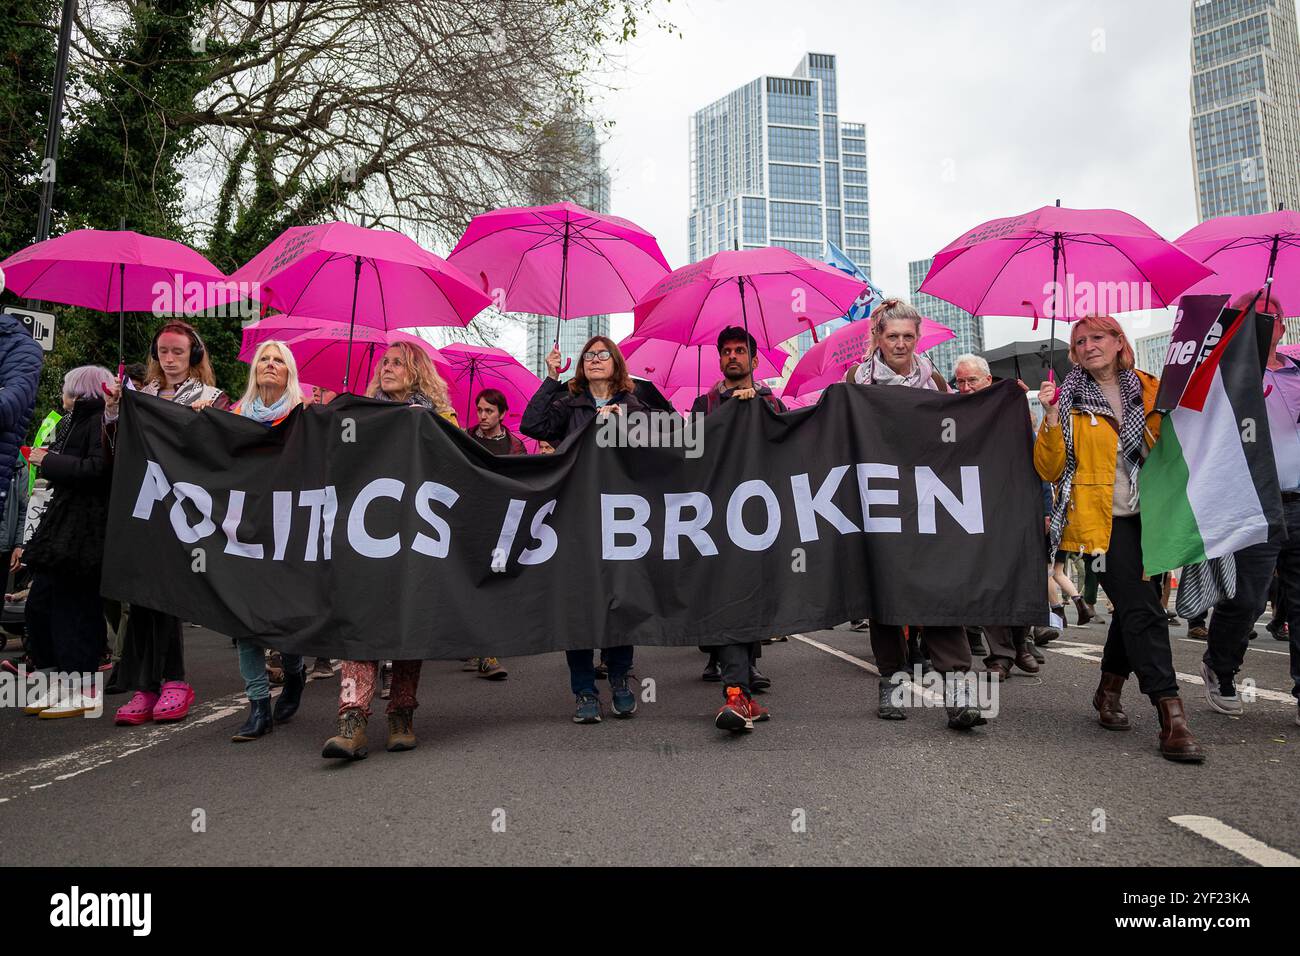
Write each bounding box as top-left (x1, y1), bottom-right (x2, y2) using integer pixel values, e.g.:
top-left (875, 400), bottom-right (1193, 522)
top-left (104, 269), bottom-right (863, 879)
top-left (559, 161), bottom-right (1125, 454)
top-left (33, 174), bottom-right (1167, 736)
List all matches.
top-left (1097, 515), bottom-right (1179, 702)
top-left (1083, 564), bottom-right (1100, 606)
top-left (983, 625), bottom-right (1028, 666)
top-left (24, 569), bottom-right (105, 675)
top-left (714, 642), bottom-right (758, 694)
top-left (871, 623), bottom-right (970, 676)
top-left (1205, 499), bottom-right (1300, 699)
top-left (1268, 571), bottom-right (1289, 631)
top-left (119, 605), bottom-right (185, 694)
top-left (567, 645), bottom-right (632, 696)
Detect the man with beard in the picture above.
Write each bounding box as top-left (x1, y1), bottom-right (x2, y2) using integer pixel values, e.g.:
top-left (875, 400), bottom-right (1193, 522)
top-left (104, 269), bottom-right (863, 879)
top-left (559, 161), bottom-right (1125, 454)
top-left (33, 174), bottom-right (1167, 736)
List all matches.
top-left (691, 326), bottom-right (785, 732)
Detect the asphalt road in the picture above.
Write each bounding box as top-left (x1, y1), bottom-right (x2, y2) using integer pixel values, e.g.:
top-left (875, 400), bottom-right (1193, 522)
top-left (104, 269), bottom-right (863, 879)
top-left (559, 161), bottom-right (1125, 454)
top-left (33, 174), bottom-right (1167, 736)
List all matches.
top-left (1, 613), bottom-right (1297, 866)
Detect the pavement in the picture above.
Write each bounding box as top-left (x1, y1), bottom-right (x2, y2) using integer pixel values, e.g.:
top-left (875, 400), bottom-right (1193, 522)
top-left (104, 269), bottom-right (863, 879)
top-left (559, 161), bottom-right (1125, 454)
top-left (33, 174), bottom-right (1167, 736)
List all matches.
top-left (1, 611), bottom-right (1297, 866)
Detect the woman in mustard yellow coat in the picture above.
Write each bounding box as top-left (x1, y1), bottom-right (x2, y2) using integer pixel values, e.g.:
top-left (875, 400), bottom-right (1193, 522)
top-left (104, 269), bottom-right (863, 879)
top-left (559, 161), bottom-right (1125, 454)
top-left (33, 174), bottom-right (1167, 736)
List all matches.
top-left (1036, 315), bottom-right (1203, 763)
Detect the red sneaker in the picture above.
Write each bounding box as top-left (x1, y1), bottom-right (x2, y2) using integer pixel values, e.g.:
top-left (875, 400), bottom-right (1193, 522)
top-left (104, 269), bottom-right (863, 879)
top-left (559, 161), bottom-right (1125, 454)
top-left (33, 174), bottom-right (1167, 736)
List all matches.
top-left (715, 686), bottom-right (768, 732)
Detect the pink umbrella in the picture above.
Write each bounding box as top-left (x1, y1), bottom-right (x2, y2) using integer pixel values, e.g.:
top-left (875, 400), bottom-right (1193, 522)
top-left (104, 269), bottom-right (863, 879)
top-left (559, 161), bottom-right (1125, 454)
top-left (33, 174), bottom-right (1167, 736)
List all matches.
top-left (1174, 209), bottom-right (1299, 316)
top-left (919, 203), bottom-right (1214, 366)
top-left (239, 318), bottom-right (451, 397)
top-left (619, 335), bottom-right (788, 393)
top-left (436, 342), bottom-right (542, 438)
top-left (632, 247), bottom-right (869, 351)
top-left (229, 222), bottom-right (491, 390)
top-left (448, 201), bottom-right (670, 373)
top-left (0, 228), bottom-right (229, 372)
top-left (780, 389), bottom-right (824, 409)
top-left (783, 316), bottom-right (955, 399)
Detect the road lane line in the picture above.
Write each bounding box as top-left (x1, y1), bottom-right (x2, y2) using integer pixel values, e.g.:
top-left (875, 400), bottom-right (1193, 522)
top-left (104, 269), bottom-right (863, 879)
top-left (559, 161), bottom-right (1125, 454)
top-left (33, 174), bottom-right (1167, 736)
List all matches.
top-left (1178, 637), bottom-right (1289, 656)
top-left (1043, 640), bottom-right (1296, 704)
top-left (1169, 815), bottom-right (1300, 867)
top-left (791, 633), bottom-right (946, 706)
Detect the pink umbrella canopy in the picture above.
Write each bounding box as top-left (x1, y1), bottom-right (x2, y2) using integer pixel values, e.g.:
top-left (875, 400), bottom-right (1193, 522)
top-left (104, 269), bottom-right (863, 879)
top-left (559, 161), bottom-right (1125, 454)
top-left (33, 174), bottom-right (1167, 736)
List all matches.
top-left (780, 389), bottom-right (824, 409)
top-left (0, 229), bottom-right (231, 370)
top-left (230, 221), bottom-right (491, 330)
top-left (0, 229), bottom-right (228, 311)
top-left (448, 201), bottom-right (671, 319)
top-left (783, 317), bottom-right (955, 399)
top-left (239, 317), bottom-right (451, 397)
top-left (436, 342), bottom-right (542, 438)
top-left (632, 247), bottom-right (870, 350)
top-left (1174, 210), bottom-right (1299, 316)
top-left (919, 205), bottom-right (1214, 322)
top-left (619, 335), bottom-right (788, 392)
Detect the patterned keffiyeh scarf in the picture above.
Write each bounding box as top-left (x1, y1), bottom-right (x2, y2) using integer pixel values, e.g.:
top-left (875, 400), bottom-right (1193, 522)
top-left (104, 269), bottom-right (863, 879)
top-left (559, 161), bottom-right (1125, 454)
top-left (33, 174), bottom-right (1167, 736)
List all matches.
top-left (1047, 365), bottom-right (1147, 555)
top-left (855, 350), bottom-right (942, 390)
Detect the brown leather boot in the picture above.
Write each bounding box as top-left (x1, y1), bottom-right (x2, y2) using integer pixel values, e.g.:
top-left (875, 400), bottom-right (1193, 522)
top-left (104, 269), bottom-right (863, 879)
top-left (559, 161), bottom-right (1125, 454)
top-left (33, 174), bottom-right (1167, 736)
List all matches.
top-left (1092, 672), bottom-right (1129, 730)
top-left (386, 707), bottom-right (417, 752)
top-left (321, 708), bottom-right (368, 760)
top-left (1072, 595), bottom-right (1093, 626)
top-left (1156, 697), bottom-right (1205, 763)
top-left (1013, 637), bottom-right (1041, 674)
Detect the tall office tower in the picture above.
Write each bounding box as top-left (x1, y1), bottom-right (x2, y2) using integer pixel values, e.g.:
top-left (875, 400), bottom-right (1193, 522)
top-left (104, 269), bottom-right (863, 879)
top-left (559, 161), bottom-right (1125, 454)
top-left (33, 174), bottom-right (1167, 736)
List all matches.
top-left (688, 53), bottom-right (871, 361)
top-left (1190, 0), bottom-right (1300, 220)
top-left (523, 119), bottom-right (612, 377)
top-left (907, 257), bottom-right (985, 380)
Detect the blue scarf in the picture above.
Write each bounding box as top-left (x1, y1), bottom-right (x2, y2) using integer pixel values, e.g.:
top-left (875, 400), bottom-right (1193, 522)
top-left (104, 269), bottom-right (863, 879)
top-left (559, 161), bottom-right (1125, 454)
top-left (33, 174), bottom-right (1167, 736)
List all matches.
top-left (243, 391), bottom-right (293, 423)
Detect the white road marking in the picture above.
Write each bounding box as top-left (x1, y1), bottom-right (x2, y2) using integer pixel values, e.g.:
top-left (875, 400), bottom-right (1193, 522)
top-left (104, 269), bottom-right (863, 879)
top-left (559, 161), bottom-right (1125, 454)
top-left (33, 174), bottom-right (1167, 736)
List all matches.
top-left (1178, 637), bottom-right (1290, 657)
top-left (791, 633), bottom-right (946, 706)
top-left (1169, 815), bottom-right (1300, 867)
top-left (1042, 640), bottom-right (1296, 704)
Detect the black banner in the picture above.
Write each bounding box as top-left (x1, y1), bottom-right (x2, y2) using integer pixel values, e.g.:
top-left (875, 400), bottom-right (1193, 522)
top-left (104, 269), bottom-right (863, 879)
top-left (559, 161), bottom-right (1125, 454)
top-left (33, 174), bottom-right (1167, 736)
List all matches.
top-left (102, 380), bottom-right (1045, 659)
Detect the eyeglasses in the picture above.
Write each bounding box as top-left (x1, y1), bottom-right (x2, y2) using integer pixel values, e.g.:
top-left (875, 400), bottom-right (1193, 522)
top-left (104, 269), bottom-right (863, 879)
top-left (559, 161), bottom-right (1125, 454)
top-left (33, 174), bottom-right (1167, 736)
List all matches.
top-left (583, 350), bottom-right (612, 363)
top-left (955, 377), bottom-right (984, 387)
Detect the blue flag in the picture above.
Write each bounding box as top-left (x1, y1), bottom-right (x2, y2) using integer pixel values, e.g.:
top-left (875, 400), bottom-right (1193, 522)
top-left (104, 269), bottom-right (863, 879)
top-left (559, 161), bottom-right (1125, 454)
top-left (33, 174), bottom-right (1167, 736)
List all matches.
top-left (825, 241), bottom-right (884, 321)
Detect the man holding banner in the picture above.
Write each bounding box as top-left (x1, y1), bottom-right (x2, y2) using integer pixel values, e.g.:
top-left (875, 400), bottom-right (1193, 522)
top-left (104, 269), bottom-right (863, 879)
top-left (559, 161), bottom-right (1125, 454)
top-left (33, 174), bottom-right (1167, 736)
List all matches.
top-left (1193, 292), bottom-right (1299, 725)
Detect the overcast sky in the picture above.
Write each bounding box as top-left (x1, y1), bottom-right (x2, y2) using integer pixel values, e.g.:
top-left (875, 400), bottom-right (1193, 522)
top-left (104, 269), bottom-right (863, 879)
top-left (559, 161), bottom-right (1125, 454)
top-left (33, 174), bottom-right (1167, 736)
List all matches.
top-left (573, 0), bottom-right (1237, 350)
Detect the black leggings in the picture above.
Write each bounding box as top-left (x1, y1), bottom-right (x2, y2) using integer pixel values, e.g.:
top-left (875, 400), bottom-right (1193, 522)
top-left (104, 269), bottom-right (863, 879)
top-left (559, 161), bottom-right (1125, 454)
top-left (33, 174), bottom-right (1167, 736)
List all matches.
top-left (1098, 515), bottom-right (1179, 702)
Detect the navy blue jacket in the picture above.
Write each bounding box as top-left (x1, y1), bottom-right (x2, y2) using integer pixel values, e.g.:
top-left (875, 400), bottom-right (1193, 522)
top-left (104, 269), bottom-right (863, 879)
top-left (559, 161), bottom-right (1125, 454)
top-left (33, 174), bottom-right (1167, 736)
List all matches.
top-left (0, 313), bottom-right (45, 507)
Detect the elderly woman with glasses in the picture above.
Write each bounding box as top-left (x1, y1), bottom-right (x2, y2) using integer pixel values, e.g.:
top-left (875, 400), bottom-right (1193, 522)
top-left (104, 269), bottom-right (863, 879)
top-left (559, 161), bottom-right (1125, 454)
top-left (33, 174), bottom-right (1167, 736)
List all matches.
top-left (522, 335), bottom-right (645, 724)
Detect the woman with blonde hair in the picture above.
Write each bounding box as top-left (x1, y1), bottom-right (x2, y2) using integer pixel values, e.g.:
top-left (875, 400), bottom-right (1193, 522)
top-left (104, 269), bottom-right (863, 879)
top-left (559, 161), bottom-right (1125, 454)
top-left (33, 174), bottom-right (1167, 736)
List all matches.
top-left (1037, 314), bottom-right (1202, 762)
top-left (844, 298), bottom-right (950, 391)
top-left (322, 341), bottom-right (458, 760)
top-left (228, 341), bottom-right (307, 741)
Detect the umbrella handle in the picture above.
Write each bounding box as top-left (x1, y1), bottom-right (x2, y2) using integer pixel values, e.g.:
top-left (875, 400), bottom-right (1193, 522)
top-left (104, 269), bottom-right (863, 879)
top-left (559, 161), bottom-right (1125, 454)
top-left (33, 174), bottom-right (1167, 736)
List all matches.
top-left (798, 317), bottom-right (821, 343)
top-left (558, 357), bottom-right (571, 373)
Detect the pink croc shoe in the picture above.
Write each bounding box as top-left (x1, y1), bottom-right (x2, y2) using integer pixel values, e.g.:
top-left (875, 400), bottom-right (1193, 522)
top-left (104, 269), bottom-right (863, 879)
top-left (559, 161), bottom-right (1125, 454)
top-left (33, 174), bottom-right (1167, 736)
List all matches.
top-left (152, 681), bottom-right (195, 722)
top-left (115, 691), bottom-right (159, 726)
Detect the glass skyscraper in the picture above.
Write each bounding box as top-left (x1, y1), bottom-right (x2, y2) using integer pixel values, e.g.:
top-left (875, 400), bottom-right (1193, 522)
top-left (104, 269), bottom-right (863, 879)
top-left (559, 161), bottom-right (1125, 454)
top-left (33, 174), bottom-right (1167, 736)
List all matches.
top-left (523, 120), bottom-right (612, 378)
top-left (688, 53), bottom-right (871, 361)
top-left (908, 257), bottom-right (984, 380)
top-left (1190, 0), bottom-right (1300, 220)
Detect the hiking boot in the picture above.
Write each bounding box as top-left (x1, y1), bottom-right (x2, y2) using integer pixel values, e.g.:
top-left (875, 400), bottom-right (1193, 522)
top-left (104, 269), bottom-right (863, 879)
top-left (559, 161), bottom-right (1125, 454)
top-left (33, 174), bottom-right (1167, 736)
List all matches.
top-left (476, 657), bottom-right (508, 680)
top-left (386, 707), bottom-right (417, 751)
top-left (877, 675), bottom-right (907, 720)
top-left (322, 709), bottom-right (369, 760)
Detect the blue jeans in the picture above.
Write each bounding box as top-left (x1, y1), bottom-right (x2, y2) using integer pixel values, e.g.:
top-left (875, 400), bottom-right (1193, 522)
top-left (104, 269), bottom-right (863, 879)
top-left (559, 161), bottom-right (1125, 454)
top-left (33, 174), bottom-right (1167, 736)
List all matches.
top-left (237, 641), bottom-right (303, 701)
top-left (1206, 498), bottom-right (1300, 699)
top-left (566, 646), bottom-right (632, 696)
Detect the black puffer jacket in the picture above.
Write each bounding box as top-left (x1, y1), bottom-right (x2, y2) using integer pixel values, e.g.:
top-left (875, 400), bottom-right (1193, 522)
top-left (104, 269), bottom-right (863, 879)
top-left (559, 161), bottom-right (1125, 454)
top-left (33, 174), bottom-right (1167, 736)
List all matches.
top-left (521, 377), bottom-right (645, 444)
top-left (0, 312), bottom-right (45, 499)
top-left (23, 397), bottom-right (110, 577)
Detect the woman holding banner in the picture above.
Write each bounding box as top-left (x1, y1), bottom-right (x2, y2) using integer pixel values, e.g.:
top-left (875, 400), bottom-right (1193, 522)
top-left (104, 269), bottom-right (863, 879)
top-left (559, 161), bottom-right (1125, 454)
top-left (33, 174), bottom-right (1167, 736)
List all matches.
top-left (521, 335), bottom-right (644, 724)
top-left (113, 320), bottom-right (229, 727)
top-left (1036, 314), bottom-right (1203, 763)
top-left (321, 341), bottom-right (457, 760)
top-left (844, 300), bottom-right (984, 730)
top-left (227, 341), bottom-right (308, 742)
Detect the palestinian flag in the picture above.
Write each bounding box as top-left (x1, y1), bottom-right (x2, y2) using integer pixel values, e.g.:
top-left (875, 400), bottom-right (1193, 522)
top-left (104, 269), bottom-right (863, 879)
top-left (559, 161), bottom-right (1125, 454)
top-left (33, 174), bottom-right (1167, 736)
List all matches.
top-left (1140, 308), bottom-right (1283, 575)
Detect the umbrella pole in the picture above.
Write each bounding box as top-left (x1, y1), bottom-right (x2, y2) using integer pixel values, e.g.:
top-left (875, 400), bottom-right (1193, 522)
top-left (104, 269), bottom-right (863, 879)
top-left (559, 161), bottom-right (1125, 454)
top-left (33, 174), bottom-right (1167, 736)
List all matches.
top-left (697, 345), bottom-right (701, 394)
top-left (554, 221), bottom-right (572, 373)
top-left (1048, 230), bottom-right (1062, 378)
top-left (467, 361), bottom-right (476, 428)
top-left (342, 255), bottom-right (361, 392)
top-left (117, 262), bottom-right (125, 382)
top-left (737, 275), bottom-right (750, 343)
